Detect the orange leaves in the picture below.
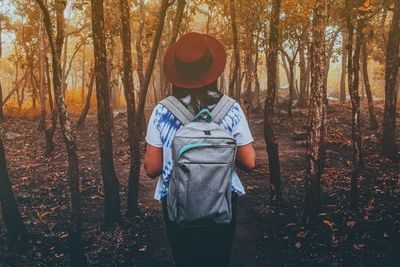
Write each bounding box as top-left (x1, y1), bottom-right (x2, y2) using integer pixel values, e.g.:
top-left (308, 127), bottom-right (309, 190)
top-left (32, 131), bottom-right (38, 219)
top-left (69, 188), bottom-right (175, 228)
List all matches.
top-left (346, 220), bottom-right (357, 228)
top-left (323, 219), bottom-right (335, 230)
top-left (358, 0), bottom-right (372, 13)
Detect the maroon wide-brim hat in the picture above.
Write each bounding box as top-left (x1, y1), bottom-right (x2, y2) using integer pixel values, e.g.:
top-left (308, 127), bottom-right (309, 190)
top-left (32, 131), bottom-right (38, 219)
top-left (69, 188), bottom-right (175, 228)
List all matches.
top-left (163, 32), bottom-right (226, 89)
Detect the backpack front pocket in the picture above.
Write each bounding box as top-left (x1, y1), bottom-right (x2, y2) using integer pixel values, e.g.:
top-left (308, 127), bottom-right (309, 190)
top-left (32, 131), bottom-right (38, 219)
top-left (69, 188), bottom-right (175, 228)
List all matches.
top-left (176, 162), bottom-right (232, 226)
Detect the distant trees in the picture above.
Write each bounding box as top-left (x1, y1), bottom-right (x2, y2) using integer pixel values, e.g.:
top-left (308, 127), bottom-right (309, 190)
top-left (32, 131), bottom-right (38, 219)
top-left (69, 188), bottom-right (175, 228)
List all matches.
top-left (264, 0), bottom-right (282, 200)
top-left (304, 0), bottom-right (327, 220)
top-left (0, 137), bottom-right (30, 252)
top-left (90, 0), bottom-right (122, 223)
top-left (382, 0), bottom-right (400, 160)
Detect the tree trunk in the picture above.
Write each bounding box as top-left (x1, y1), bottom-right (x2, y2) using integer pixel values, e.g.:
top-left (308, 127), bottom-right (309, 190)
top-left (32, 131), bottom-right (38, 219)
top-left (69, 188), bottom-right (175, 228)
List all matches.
top-left (38, 15), bottom-right (47, 131)
top-left (120, 0), bottom-right (140, 216)
top-left (264, 0), bottom-right (282, 200)
top-left (36, 0), bottom-right (87, 265)
top-left (288, 60), bottom-right (295, 118)
top-left (228, 0), bottom-right (240, 99)
top-left (298, 41), bottom-right (308, 107)
top-left (382, 0), bottom-right (400, 160)
top-left (45, 55), bottom-right (54, 111)
top-left (340, 30), bottom-right (347, 104)
top-left (0, 137), bottom-right (30, 252)
top-left (62, 34), bottom-right (69, 95)
top-left (76, 67), bottom-right (95, 127)
top-left (128, 0), bottom-right (171, 215)
top-left (0, 19), bottom-right (3, 121)
top-left (169, 0), bottom-right (186, 45)
top-left (90, 0), bottom-right (122, 224)
top-left (361, 41), bottom-right (378, 130)
top-left (347, 9), bottom-right (363, 209)
top-left (81, 43), bottom-right (86, 103)
top-left (244, 30), bottom-right (254, 117)
top-left (45, 107), bottom-right (58, 156)
top-left (304, 0), bottom-right (327, 221)
top-left (254, 37), bottom-right (261, 109)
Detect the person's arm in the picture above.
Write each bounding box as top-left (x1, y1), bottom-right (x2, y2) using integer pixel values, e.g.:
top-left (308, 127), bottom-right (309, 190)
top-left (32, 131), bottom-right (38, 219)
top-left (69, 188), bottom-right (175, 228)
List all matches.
top-left (235, 143), bottom-right (256, 171)
top-left (144, 104), bottom-right (164, 178)
top-left (144, 144), bottom-right (163, 178)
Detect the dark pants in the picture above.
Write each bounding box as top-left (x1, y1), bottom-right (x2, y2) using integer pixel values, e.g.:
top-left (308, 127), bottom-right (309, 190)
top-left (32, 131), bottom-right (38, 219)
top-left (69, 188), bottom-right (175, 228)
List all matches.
top-left (162, 194), bottom-right (238, 267)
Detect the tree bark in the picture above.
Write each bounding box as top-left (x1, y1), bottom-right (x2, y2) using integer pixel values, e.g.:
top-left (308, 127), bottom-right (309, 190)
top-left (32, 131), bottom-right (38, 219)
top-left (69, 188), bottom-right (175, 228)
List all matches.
top-left (169, 0), bottom-right (186, 45)
top-left (244, 30), bottom-right (254, 116)
top-left (347, 9), bottom-right (363, 209)
top-left (382, 0), bottom-right (400, 160)
top-left (298, 41), bottom-right (308, 107)
top-left (228, 0), bottom-right (240, 99)
top-left (0, 137), bottom-right (30, 252)
top-left (264, 0), bottom-right (282, 200)
top-left (304, 0), bottom-right (327, 221)
top-left (128, 0), bottom-right (171, 215)
top-left (340, 30), bottom-right (347, 104)
top-left (0, 18), bottom-right (3, 121)
top-left (38, 14), bottom-right (47, 131)
top-left (361, 41), bottom-right (378, 130)
top-left (36, 0), bottom-right (87, 265)
top-left (90, 0), bottom-right (122, 224)
top-left (76, 67), bottom-right (95, 127)
top-left (45, 55), bottom-right (54, 111)
top-left (120, 0), bottom-right (140, 216)
top-left (254, 36), bottom-right (261, 109)
top-left (81, 43), bottom-right (86, 103)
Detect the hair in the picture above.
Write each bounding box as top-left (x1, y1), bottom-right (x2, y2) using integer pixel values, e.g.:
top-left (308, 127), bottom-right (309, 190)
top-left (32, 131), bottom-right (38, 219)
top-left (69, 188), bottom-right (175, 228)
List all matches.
top-left (172, 81), bottom-right (223, 114)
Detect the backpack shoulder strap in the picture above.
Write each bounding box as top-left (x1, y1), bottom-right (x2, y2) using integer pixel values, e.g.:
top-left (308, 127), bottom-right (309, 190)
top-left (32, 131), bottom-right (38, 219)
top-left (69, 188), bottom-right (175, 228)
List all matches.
top-left (159, 96), bottom-right (194, 125)
top-left (211, 95), bottom-right (237, 124)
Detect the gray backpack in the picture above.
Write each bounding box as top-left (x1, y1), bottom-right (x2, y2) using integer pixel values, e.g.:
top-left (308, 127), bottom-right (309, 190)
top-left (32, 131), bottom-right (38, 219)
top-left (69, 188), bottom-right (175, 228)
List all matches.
top-left (160, 95), bottom-right (237, 227)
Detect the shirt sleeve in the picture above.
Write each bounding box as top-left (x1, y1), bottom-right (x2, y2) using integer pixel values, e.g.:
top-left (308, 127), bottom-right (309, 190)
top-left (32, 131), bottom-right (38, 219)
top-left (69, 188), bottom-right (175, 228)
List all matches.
top-left (232, 104), bottom-right (254, 146)
top-left (145, 105), bottom-right (163, 148)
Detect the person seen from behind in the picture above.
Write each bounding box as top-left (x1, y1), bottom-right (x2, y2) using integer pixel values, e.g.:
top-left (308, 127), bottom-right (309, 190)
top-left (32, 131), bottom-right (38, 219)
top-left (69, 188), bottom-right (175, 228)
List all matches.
top-left (144, 32), bottom-right (256, 267)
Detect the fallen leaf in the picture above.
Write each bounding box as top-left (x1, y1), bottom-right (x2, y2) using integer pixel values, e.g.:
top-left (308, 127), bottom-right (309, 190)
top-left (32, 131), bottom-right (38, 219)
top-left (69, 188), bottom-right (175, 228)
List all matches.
top-left (353, 243), bottom-right (365, 251)
top-left (346, 220), bottom-right (357, 228)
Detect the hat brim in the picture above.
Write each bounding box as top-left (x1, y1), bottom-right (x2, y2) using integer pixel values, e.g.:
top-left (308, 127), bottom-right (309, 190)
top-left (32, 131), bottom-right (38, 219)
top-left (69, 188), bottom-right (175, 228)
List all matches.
top-left (163, 34), bottom-right (226, 89)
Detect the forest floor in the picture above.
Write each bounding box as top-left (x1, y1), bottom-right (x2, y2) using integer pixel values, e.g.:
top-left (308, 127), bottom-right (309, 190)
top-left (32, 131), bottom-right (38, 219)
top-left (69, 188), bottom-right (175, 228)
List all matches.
top-left (0, 100), bottom-right (399, 266)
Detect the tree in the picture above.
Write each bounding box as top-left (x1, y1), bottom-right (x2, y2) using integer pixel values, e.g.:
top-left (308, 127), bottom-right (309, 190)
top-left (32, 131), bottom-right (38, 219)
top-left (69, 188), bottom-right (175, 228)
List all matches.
top-left (127, 0), bottom-right (171, 216)
top-left (0, 15), bottom-right (5, 121)
top-left (304, 0), bottom-right (327, 220)
top-left (264, 0), bottom-right (282, 200)
top-left (228, 0), bottom-right (240, 99)
top-left (0, 137), bottom-right (30, 252)
top-left (119, 0), bottom-right (139, 216)
top-left (90, 0), bottom-right (122, 223)
top-left (37, 14), bottom-right (46, 131)
top-left (381, 0), bottom-right (400, 160)
top-left (361, 39), bottom-right (378, 129)
top-left (35, 0), bottom-right (87, 265)
top-left (76, 66), bottom-right (95, 127)
top-left (345, 0), bottom-right (366, 209)
top-left (340, 29), bottom-right (347, 104)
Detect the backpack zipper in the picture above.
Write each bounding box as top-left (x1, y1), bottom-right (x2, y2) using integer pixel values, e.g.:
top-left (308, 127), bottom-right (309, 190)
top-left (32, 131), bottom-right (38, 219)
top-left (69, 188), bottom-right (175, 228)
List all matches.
top-left (177, 143), bottom-right (213, 159)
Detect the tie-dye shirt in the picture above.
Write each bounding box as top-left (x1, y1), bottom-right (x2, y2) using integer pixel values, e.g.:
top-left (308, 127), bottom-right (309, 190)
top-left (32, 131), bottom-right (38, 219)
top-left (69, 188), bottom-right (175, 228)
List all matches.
top-left (145, 95), bottom-right (254, 201)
